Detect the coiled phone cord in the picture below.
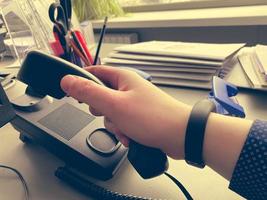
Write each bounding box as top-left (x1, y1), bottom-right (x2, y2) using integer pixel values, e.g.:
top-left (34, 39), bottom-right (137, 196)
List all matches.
top-left (55, 166), bottom-right (193, 200)
top-left (0, 164), bottom-right (193, 200)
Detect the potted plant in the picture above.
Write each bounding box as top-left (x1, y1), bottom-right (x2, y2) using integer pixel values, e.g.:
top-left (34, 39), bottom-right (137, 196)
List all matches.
top-left (73, 0), bottom-right (124, 21)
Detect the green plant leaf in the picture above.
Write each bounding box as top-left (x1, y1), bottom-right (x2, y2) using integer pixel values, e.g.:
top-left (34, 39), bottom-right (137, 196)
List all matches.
top-left (73, 0), bottom-right (125, 21)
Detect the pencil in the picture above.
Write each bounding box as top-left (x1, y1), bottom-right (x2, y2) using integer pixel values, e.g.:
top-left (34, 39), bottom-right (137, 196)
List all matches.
top-left (93, 16), bottom-right (108, 65)
top-left (70, 40), bottom-right (91, 66)
top-left (71, 31), bottom-right (92, 65)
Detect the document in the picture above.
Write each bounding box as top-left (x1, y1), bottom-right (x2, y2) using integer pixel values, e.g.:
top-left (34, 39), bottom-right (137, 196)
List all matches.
top-left (238, 53), bottom-right (261, 87)
top-left (254, 45), bottom-right (267, 79)
top-left (147, 71), bottom-right (213, 81)
top-left (108, 52), bottom-right (222, 67)
top-left (152, 77), bottom-right (212, 89)
top-left (109, 64), bottom-right (217, 74)
top-left (103, 58), bottom-right (218, 73)
top-left (238, 48), bottom-right (267, 88)
top-left (114, 41), bottom-right (245, 61)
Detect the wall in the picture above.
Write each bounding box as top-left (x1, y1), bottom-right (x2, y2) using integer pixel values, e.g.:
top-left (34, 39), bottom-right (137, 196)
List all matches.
top-left (94, 25), bottom-right (267, 46)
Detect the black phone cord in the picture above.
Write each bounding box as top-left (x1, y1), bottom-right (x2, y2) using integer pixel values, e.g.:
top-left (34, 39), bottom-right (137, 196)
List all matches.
top-left (55, 166), bottom-right (193, 200)
top-left (0, 164), bottom-right (29, 200)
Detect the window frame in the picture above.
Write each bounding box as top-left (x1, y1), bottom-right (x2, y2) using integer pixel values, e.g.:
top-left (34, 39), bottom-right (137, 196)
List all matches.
top-left (122, 0), bottom-right (267, 12)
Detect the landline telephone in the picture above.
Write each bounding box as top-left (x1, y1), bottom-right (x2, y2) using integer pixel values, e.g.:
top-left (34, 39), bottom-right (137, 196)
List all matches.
top-left (15, 50), bottom-right (169, 179)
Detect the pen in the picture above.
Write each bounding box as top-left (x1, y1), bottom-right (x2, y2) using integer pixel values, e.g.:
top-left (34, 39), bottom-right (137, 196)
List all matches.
top-left (93, 16), bottom-right (108, 65)
top-left (75, 30), bottom-right (94, 65)
top-left (70, 40), bottom-right (91, 66)
top-left (71, 31), bottom-right (91, 65)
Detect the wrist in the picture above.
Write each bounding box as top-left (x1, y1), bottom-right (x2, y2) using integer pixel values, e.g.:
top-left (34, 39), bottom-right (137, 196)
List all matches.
top-left (162, 102), bottom-right (192, 160)
top-left (203, 113), bottom-right (253, 179)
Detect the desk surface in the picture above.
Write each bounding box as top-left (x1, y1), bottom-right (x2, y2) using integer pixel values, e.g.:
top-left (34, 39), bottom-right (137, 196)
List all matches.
top-left (0, 82), bottom-right (266, 200)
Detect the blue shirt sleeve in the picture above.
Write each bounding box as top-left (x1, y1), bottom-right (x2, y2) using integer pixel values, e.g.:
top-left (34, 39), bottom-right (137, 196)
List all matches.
top-left (229, 120), bottom-right (267, 200)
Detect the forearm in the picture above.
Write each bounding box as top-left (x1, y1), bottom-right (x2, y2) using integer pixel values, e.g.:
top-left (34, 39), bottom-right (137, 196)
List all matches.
top-left (203, 113), bottom-right (253, 180)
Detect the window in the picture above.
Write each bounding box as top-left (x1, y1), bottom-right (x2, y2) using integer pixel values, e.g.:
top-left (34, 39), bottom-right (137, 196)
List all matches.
top-left (118, 0), bottom-right (267, 12)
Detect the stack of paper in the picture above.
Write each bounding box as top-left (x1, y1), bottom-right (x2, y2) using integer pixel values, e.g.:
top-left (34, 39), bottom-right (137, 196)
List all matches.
top-left (238, 45), bottom-right (267, 89)
top-left (103, 41), bottom-right (245, 89)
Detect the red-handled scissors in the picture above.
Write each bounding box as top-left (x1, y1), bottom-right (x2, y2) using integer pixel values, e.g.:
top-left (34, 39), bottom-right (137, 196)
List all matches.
top-left (49, 0), bottom-right (72, 61)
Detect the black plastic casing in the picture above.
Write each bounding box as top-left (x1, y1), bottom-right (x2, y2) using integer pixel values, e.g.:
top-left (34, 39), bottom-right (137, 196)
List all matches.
top-left (0, 83), bottom-right (16, 127)
top-left (17, 50), bottom-right (104, 99)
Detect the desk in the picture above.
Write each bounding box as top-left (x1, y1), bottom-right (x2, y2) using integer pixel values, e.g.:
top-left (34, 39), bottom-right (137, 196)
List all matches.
top-left (0, 84), bottom-right (266, 200)
top-left (0, 44), bottom-right (267, 199)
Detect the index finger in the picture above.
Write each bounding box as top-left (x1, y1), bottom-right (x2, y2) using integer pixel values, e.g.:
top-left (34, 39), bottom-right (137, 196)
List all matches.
top-left (84, 66), bottom-right (135, 89)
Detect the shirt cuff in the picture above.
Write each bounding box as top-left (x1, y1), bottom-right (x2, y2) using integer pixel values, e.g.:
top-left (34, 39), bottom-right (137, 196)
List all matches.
top-left (229, 120), bottom-right (267, 200)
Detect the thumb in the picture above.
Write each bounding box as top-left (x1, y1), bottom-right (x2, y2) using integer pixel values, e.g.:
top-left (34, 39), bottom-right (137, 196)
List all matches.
top-left (61, 75), bottom-right (120, 116)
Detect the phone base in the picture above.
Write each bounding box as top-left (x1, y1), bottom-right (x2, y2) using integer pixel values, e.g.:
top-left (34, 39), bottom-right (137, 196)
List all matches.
top-left (10, 84), bottom-right (127, 180)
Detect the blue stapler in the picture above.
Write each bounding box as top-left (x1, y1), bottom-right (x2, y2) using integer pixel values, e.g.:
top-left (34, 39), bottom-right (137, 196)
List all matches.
top-left (209, 76), bottom-right (245, 118)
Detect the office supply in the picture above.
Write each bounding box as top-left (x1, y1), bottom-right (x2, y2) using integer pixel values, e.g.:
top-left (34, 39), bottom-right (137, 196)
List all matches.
top-left (60, 0), bottom-right (72, 31)
top-left (70, 39), bottom-right (90, 66)
top-left (1, 0), bottom-right (82, 68)
top-left (3, 36), bottom-right (35, 57)
top-left (94, 16), bottom-right (108, 65)
top-left (208, 77), bottom-right (245, 117)
top-left (238, 51), bottom-right (262, 88)
top-left (71, 31), bottom-right (88, 62)
top-left (49, 2), bottom-right (72, 61)
top-left (254, 45), bottom-right (267, 79)
top-left (47, 0), bottom-right (95, 67)
top-left (237, 46), bottom-right (267, 89)
top-left (50, 40), bottom-right (64, 57)
top-left (106, 52), bottom-right (223, 67)
top-left (104, 41), bottom-right (245, 89)
top-left (0, 0), bottom-right (81, 63)
top-left (74, 30), bottom-right (94, 65)
top-left (14, 0), bottom-right (55, 53)
top-left (114, 41), bottom-right (245, 61)
top-left (145, 71), bottom-right (212, 81)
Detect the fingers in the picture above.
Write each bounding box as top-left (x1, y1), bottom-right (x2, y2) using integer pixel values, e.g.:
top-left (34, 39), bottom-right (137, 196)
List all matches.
top-left (85, 66), bottom-right (122, 88)
top-left (61, 75), bottom-right (119, 116)
top-left (84, 66), bottom-right (136, 89)
top-left (89, 106), bottom-right (102, 116)
top-left (104, 117), bottom-right (129, 147)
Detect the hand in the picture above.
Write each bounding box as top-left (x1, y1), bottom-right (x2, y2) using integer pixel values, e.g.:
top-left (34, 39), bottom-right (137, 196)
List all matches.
top-left (60, 66), bottom-right (191, 159)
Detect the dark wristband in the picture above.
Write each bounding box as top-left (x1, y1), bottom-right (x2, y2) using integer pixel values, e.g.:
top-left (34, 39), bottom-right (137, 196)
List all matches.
top-left (185, 99), bottom-right (216, 168)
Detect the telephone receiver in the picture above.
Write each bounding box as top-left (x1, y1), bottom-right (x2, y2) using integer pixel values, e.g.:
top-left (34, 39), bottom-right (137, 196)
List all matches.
top-left (18, 50), bottom-right (169, 179)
